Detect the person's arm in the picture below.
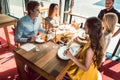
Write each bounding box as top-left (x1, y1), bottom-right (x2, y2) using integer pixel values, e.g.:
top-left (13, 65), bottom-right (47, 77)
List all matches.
top-left (65, 47), bottom-right (94, 71)
top-left (52, 17), bottom-right (60, 28)
top-left (44, 17), bottom-right (50, 32)
top-left (74, 37), bottom-right (88, 45)
top-left (38, 25), bottom-right (46, 34)
top-left (45, 20), bottom-right (50, 32)
top-left (15, 21), bottom-right (29, 42)
top-left (45, 20), bottom-right (56, 33)
top-left (98, 10), bottom-right (103, 20)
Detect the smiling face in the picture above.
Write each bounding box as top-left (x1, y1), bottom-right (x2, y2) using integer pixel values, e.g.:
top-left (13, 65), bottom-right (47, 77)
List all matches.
top-left (54, 5), bottom-right (59, 15)
top-left (27, 1), bottom-right (41, 17)
top-left (48, 3), bottom-right (59, 17)
top-left (84, 24), bottom-right (89, 34)
top-left (105, 0), bottom-right (114, 11)
top-left (30, 5), bottom-right (41, 17)
top-left (102, 13), bottom-right (118, 33)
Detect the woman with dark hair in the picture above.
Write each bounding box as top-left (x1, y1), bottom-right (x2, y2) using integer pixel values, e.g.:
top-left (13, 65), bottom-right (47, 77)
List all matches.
top-left (15, 1), bottom-right (45, 43)
top-left (45, 3), bottom-right (59, 32)
top-left (63, 17), bottom-right (104, 80)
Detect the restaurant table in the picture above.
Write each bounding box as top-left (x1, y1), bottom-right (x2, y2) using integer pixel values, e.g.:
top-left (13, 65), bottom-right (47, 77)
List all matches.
top-left (0, 14), bottom-right (17, 46)
top-left (13, 41), bottom-right (73, 80)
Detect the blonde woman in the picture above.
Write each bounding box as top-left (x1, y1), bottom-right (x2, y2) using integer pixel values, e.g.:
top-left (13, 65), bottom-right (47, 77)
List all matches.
top-left (102, 13), bottom-right (118, 60)
top-left (102, 13), bottom-right (118, 51)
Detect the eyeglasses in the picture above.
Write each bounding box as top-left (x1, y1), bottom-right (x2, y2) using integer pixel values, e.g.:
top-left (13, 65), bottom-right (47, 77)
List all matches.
top-left (33, 9), bottom-right (41, 13)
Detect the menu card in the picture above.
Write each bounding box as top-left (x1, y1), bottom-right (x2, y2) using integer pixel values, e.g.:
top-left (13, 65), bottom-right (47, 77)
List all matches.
top-left (20, 43), bottom-right (36, 51)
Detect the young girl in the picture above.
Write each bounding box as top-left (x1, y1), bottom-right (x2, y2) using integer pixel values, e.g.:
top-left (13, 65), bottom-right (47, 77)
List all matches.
top-left (64, 17), bottom-right (104, 80)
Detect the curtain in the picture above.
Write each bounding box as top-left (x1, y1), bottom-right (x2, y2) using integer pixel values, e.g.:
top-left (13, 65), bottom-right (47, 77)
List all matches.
top-left (1, 0), bottom-right (10, 14)
top-left (25, 0), bottom-right (29, 8)
top-left (0, 0), bottom-right (2, 13)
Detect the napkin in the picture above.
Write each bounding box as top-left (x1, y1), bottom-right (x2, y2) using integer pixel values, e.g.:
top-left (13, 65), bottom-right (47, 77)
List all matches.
top-left (20, 43), bottom-right (36, 51)
top-left (69, 42), bottom-right (81, 56)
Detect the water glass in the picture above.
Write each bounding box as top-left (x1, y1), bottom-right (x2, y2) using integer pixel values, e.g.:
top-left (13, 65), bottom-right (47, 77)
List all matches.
top-left (36, 45), bottom-right (40, 51)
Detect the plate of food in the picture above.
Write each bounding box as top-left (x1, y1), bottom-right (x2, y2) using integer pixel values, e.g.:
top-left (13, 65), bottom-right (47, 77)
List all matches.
top-left (59, 25), bottom-right (65, 30)
top-left (35, 36), bottom-right (45, 43)
top-left (57, 42), bottom-right (81, 60)
top-left (47, 33), bottom-right (55, 41)
top-left (57, 46), bottom-right (69, 60)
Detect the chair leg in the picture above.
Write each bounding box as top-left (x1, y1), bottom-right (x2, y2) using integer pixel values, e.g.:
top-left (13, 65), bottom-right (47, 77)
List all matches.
top-left (0, 40), bottom-right (2, 48)
top-left (0, 54), bottom-right (14, 64)
top-left (0, 41), bottom-right (1, 45)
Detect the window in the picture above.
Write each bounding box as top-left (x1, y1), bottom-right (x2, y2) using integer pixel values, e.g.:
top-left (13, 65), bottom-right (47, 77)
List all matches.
top-left (9, 0), bottom-right (25, 18)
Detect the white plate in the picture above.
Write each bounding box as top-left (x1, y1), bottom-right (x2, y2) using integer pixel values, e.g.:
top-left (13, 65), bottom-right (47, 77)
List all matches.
top-left (57, 46), bottom-right (69, 60)
top-left (47, 33), bottom-right (55, 40)
top-left (20, 43), bottom-right (36, 51)
top-left (59, 25), bottom-right (65, 30)
top-left (77, 29), bottom-right (86, 38)
top-left (35, 36), bottom-right (45, 43)
top-left (57, 42), bottom-right (81, 60)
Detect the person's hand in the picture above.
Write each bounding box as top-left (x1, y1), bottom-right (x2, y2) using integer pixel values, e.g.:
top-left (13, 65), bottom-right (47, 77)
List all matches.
top-left (74, 36), bottom-right (87, 45)
top-left (82, 33), bottom-right (89, 41)
top-left (47, 28), bottom-right (57, 34)
top-left (47, 28), bottom-right (53, 33)
top-left (64, 49), bottom-right (73, 59)
top-left (27, 36), bottom-right (36, 42)
top-left (74, 37), bottom-right (80, 43)
top-left (51, 28), bottom-right (57, 32)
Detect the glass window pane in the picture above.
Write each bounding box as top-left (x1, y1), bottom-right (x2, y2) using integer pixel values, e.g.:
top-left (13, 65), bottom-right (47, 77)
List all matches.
top-left (9, 0), bottom-right (25, 18)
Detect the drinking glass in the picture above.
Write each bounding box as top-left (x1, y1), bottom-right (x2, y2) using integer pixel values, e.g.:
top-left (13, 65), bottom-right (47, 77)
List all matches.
top-left (41, 34), bottom-right (48, 48)
top-left (52, 30), bottom-right (58, 48)
top-left (36, 45), bottom-right (40, 51)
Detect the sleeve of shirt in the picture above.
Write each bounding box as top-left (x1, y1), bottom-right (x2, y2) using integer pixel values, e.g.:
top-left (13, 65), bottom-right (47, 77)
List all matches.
top-left (105, 35), bottom-right (111, 51)
top-left (38, 25), bottom-right (46, 33)
top-left (98, 10), bottom-right (103, 20)
top-left (38, 17), bottom-right (46, 33)
top-left (15, 20), bottom-right (28, 43)
top-left (118, 13), bottom-right (120, 24)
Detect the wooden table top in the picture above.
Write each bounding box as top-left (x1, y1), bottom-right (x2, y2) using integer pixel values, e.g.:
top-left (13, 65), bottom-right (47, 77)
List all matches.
top-left (0, 14), bottom-right (17, 27)
top-left (14, 41), bottom-right (69, 80)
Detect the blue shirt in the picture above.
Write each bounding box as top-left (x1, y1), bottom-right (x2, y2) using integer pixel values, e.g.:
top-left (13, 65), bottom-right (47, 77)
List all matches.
top-left (15, 15), bottom-right (45, 43)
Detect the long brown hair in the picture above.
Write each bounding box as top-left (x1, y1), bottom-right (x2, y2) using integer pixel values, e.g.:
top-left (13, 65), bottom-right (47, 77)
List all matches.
top-left (85, 17), bottom-right (104, 68)
top-left (103, 13), bottom-right (118, 34)
top-left (48, 3), bottom-right (58, 17)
